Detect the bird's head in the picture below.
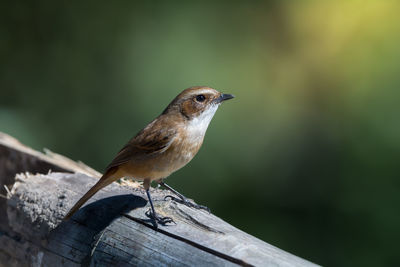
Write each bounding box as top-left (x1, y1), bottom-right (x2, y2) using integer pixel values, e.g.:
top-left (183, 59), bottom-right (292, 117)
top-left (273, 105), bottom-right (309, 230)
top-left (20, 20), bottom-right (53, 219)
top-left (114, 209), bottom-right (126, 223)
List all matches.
top-left (163, 86), bottom-right (234, 121)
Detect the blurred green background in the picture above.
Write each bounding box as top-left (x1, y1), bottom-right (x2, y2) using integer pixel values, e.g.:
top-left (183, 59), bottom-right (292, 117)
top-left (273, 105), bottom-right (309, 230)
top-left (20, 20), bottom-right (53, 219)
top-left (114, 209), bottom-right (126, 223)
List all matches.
top-left (1, 1), bottom-right (400, 266)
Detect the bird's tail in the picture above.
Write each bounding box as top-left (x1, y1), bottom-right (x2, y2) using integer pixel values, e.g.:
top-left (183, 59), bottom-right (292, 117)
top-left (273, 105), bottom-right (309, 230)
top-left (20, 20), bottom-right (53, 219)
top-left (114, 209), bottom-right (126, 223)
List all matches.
top-left (63, 169), bottom-right (116, 220)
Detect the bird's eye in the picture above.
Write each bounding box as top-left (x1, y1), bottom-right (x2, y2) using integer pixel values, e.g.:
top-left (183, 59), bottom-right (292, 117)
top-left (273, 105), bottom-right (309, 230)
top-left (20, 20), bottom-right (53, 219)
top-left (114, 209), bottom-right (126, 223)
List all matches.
top-left (195, 94), bottom-right (206, 102)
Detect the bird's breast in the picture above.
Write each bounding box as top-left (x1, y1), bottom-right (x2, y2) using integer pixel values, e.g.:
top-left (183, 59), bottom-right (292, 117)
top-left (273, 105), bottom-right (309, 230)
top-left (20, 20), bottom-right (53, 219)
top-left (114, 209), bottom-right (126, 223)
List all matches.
top-left (166, 131), bottom-right (203, 169)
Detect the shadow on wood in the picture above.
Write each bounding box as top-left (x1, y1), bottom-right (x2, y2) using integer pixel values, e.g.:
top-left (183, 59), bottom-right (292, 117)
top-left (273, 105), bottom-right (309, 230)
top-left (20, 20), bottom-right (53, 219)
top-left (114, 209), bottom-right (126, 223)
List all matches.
top-left (69, 194), bottom-right (147, 228)
top-left (50, 194), bottom-right (147, 266)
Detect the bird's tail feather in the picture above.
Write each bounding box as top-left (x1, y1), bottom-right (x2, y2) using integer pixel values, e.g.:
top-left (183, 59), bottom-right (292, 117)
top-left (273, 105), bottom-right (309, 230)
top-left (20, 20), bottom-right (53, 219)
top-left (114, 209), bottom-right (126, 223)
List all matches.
top-left (63, 170), bottom-right (116, 220)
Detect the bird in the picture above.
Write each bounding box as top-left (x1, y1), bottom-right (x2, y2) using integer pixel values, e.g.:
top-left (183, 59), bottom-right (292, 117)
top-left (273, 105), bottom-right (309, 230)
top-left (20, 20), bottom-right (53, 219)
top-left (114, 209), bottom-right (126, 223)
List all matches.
top-left (64, 86), bottom-right (234, 227)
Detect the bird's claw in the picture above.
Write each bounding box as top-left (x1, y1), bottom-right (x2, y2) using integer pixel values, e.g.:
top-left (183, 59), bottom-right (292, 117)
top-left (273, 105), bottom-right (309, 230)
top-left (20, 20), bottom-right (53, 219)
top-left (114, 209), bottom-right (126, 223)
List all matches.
top-left (164, 195), bottom-right (211, 213)
top-left (164, 195), bottom-right (175, 201)
top-left (145, 209), bottom-right (175, 227)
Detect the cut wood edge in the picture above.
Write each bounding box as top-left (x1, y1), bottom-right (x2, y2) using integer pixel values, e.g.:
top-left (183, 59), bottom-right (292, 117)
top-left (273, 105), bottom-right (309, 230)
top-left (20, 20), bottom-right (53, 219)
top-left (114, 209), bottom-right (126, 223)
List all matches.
top-left (0, 131), bottom-right (101, 177)
top-left (0, 131), bottom-right (141, 189)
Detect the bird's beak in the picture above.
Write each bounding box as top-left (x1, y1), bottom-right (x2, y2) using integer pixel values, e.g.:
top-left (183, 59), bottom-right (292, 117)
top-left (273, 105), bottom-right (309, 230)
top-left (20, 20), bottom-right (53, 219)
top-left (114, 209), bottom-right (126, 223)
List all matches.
top-left (216, 93), bottom-right (235, 103)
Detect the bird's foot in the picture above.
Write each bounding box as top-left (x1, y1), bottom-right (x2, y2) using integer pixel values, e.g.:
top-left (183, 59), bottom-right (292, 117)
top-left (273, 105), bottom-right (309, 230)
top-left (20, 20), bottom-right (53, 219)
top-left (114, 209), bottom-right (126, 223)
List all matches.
top-left (164, 195), bottom-right (211, 213)
top-left (145, 209), bottom-right (175, 228)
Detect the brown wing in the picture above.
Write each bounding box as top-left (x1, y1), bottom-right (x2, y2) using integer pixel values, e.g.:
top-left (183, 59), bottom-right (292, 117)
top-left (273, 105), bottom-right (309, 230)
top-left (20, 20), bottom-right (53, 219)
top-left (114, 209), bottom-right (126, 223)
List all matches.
top-left (105, 120), bottom-right (176, 171)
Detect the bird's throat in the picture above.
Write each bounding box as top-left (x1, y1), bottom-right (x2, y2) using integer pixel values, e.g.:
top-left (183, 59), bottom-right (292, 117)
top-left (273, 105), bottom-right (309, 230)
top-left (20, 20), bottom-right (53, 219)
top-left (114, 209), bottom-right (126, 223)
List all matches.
top-left (185, 104), bottom-right (219, 142)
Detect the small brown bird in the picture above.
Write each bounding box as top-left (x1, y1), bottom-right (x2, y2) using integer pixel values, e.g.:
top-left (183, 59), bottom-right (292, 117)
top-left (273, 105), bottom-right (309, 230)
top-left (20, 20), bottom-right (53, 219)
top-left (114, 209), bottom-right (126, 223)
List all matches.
top-left (64, 86), bottom-right (234, 227)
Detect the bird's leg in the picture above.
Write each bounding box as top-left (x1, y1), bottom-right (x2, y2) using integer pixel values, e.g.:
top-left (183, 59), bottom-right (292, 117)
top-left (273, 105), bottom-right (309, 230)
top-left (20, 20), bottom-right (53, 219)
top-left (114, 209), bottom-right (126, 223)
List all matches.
top-left (145, 188), bottom-right (175, 228)
top-left (160, 181), bottom-right (210, 212)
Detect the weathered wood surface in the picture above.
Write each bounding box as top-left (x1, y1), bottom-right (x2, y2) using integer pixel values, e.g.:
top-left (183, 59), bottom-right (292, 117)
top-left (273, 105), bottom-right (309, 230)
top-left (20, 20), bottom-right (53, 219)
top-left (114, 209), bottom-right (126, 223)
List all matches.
top-left (0, 132), bottom-right (102, 237)
top-left (0, 132), bottom-right (319, 267)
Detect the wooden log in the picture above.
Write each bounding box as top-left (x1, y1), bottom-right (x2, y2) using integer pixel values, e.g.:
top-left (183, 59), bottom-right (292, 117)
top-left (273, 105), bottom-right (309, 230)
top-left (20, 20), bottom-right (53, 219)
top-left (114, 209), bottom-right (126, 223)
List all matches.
top-left (0, 132), bottom-right (319, 267)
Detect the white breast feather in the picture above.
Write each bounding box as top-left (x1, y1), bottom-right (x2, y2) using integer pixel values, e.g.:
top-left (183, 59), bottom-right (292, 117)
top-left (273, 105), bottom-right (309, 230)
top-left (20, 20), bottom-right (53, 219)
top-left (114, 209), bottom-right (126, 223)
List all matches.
top-left (186, 104), bottom-right (219, 143)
